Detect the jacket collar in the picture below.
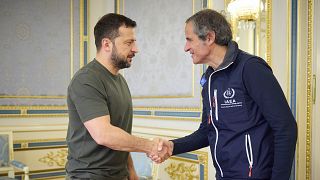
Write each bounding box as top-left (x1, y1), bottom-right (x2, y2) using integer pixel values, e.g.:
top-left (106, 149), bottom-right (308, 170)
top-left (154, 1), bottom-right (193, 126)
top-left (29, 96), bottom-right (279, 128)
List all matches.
top-left (207, 41), bottom-right (239, 72)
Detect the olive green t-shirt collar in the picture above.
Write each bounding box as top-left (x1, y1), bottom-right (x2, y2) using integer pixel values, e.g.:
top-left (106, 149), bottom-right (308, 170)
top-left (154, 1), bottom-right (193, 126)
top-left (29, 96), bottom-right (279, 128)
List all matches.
top-left (93, 58), bottom-right (121, 79)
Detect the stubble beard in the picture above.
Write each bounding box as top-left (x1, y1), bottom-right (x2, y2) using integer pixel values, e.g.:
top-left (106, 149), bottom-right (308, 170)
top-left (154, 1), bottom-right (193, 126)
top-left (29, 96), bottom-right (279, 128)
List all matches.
top-left (111, 45), bottom-right (131, 69)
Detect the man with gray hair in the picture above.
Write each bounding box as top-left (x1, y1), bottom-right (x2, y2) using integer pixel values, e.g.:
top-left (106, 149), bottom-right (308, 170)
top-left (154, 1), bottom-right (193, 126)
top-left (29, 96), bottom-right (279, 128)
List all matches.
top-left (161, 9), bottom-right (297, 180)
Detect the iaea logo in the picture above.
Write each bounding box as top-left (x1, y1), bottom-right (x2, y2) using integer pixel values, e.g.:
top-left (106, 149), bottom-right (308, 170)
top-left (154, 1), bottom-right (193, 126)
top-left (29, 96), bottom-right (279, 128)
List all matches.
top-left (223, 88), bottom-right (235, 99)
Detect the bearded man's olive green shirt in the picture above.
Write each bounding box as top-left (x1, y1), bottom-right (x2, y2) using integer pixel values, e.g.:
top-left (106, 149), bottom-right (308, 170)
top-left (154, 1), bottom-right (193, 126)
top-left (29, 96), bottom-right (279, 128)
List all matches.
top-left (66, 59), bottom-right (133, 180)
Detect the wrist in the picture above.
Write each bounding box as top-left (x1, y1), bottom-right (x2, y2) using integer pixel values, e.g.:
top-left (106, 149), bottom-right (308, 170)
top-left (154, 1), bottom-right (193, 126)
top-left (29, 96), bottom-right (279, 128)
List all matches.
top-left (146, 139), bottom-right (156, 154)
top-left (169, 140), bottom-right (174, 155)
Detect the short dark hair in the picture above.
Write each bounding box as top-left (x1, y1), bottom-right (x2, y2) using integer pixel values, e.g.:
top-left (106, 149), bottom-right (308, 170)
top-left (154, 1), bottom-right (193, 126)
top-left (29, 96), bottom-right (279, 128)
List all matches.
top-left (94, 13), bottom-right (136, 50)
top-left (186, 9), bottom-right (232, 46)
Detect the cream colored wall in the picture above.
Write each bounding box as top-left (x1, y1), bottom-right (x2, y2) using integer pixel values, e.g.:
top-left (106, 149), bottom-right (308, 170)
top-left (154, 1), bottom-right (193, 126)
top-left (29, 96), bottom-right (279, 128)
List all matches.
top-left (271, 0), bottom-right (291, 98)
top-left (88, 0), bottom-right (114, 62)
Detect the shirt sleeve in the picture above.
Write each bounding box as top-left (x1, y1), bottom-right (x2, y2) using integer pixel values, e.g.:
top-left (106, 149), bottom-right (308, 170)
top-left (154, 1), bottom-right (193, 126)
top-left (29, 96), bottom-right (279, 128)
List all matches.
top-left (243, 59), bottom-right (297, 180)
top-left (68, 72), bottom-right (109, 122)
top-left (171, 105), bottom-right (210, 155)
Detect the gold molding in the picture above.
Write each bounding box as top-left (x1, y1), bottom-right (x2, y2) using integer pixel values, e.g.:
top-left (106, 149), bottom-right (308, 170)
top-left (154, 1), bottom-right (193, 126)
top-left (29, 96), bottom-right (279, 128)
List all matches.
top-left (0, 95), bottom-right (66, 99)
top-left (80, 0), bottom-right (84, 68)
top-left (195, 150), bottom-right (208, 180)
top-left (208, 0), bottom-right (212, 9)
top-left (38, 149), bottom-right (68, 167)
top-left (133, 125), bottom-right (195, 134)
top-left (266, 0), bottom-right (272, 65)
top-left (10, 130), bottom-right (66, 134)
top-left (286, 0), bottom-right (291, 100)
top-left (169, 156), bottom-right (199, 164)
top-left (116, 0), bottom-right (119, 14)
top-left (166, 150), bottom-right (208, 180)
top-left (86, 2), bottom-right (90, 63)
top-left (14, 138), bottom-right (66, 144)
top-left (32, 176), bottom-right (65, 180)
top-left (15, 146), bottom-right (67, 151)
top-left (134, 115), bottom-right (201, 122)
top-left (192, 0), bottom-right (195, 14)
top-left (256, 10), bottom-right (261, 57)
top-left (1, 124), bottom-right (66, 127)
top-left (14, 138), bottom-right (67, 151)
top-left (134, 107), bottom-right (201, 111)
top-left (165, 163), bottom-right (199, 179)
top-left (132, 95), bottom-right (195, 99)
top-left (0, 105), bottom-right (68, 117)
top-left (0, 105), bottom-right (67, 110)
top-left (22, 168), bottom-right (65, 175)
top-left (0, 114), bottom-right (68, 118)
top-left (132, 132), bottom-right (179, 139)
top-left (70, 0), bottom-right (74, 78)
top-left (306, 0), bottom-right (313, 179)
top-left (8, 129), bottom-right (67, 133)
top-left (132, 105), bottom-right (201, 113)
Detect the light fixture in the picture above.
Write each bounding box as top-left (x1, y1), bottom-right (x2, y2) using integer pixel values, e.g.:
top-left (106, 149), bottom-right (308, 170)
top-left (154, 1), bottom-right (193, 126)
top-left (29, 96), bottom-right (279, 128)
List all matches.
top-left (227, 0), bottom-right (262, 20)
top-left (237, 20), bottom-right (256, 30)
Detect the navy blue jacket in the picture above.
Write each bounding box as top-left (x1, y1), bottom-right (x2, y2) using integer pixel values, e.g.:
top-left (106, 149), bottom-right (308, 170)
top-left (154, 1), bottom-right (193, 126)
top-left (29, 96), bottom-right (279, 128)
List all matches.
top-left (172, 41), bottom-right (297, 180)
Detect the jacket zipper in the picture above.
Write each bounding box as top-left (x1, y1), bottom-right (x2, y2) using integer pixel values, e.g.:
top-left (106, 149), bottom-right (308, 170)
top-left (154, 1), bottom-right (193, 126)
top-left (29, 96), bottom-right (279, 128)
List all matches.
top-left (214, 89), bottom-right (218, 120)
top-left (207, 62), bottom-right (233, 178)
top-left (245, 134), bottom-right (253, 177)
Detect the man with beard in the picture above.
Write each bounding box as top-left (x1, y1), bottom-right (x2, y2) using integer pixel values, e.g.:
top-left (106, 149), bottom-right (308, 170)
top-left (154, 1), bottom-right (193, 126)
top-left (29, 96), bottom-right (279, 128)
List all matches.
top-left (65, 13), bottom-right (173, 180)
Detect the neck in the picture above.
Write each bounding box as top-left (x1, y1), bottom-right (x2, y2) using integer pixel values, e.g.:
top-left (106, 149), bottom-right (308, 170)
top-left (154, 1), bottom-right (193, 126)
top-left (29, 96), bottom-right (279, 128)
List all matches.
top-left (95, 53), bottom-right (120, 75)
top-left (207, 44), bottom-right (227, 70)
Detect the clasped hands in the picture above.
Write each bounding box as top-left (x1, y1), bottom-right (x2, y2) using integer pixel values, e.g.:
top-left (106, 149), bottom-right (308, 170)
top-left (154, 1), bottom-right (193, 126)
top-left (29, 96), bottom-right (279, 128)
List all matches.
top-left (147, 138), bottom-right (174, 163)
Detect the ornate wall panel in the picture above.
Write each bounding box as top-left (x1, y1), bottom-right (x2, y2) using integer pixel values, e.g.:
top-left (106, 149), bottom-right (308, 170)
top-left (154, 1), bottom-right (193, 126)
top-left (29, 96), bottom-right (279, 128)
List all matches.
top-left (118, 0), bottom-right (207, 111)
top-left (155, 151), bottom-right (208, 180)
top-left (0, 0), bottom-right (88, 117)
top-left (0, 125), bottom-right (67, 179)
top-left (124, 0), bottom-right (193, 98)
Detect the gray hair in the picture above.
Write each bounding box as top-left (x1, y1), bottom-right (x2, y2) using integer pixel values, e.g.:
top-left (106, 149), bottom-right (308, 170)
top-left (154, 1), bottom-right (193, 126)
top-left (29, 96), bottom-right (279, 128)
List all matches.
top-left (186, 9), bottom-right (232, 46)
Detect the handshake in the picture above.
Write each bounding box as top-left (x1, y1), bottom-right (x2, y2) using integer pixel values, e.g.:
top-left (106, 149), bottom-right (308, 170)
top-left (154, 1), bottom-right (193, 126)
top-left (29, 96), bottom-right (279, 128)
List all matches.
top-left (147, 138), bottom-right (174, 164)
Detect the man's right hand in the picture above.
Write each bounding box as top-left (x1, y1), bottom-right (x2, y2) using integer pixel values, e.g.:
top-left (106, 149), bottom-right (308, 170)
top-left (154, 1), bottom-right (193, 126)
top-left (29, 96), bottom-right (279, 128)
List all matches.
top-left (147, 138), bottom-right (174, 163)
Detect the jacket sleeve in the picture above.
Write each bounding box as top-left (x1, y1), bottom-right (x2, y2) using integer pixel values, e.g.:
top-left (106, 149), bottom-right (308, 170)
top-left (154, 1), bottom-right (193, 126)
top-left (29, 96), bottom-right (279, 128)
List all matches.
top-left (171, 105), bottom-right (210, 155)
top-left (243, 59), bottom-right (297, 180)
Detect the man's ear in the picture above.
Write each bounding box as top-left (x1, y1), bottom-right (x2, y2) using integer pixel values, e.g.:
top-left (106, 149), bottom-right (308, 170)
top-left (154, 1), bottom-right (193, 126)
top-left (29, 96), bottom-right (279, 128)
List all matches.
top-left (101, 38), bottom-right (113, 52)
top-left (206, 31), bottom-right (215, 45)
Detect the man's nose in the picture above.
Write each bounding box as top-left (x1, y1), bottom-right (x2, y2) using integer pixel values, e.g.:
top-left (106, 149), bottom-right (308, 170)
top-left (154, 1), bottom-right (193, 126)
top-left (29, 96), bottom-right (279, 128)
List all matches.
top-left (132, 43), bottom-right (139, 53)
top-left (184, 42), bottom-right (190, 52)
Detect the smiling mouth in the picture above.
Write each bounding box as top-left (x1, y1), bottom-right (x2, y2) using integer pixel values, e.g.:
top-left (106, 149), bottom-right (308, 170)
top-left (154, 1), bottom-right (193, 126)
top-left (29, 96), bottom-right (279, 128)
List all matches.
top-left (128, 54), bottom-right (135, 59)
